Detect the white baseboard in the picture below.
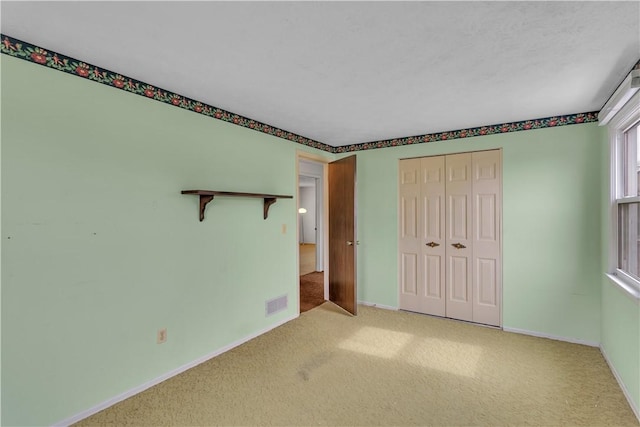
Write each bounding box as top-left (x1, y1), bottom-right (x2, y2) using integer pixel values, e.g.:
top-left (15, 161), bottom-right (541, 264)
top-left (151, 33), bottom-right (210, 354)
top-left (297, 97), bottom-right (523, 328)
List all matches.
top-left (600, 346), bottom-right (640, 423)
top-left (358, 300), bottom-right (398, 311)
top-left (53, 313), bottom-right (299, 427)
top-left (502, 326), bottom-right (599, 347)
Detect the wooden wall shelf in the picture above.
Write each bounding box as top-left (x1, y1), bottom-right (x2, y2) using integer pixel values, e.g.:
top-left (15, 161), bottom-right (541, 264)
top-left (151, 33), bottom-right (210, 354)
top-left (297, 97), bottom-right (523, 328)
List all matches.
top-left (181, 190), bottom-right (293, 221)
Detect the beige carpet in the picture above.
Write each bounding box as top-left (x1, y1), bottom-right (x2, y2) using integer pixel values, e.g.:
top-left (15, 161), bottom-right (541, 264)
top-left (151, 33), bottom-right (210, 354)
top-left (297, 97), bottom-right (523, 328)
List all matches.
top-left (75, 303), bottom-right (639, 426)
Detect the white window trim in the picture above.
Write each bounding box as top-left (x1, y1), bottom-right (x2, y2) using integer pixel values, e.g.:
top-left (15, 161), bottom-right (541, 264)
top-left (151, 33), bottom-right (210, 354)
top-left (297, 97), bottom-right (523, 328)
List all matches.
top-left (603, 86), bottom-right (640, 304)
top-left (605, 273), bottom-right (640, 303)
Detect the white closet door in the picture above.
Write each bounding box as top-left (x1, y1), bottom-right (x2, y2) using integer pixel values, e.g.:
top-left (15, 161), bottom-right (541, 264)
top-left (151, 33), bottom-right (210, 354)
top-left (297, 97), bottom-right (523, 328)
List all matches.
top-left (420, 156), bottom-right (446, 316)
top-left (399, 150), bottom-right (502, 327)
top-left (398, 158), bottom-right (422, 312)
top-left (471, 150), bottom-right (502, 326)
top-left (398, 157), bottom-right (446, 315)
top-left (445, 153), bottom-right (473, 322)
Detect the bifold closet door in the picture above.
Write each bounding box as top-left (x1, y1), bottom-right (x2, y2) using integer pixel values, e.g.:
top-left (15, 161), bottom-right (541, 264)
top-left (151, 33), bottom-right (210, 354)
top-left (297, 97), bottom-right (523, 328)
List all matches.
top-left (471, 150), bottom-right (501, 326)
top-left (398, 157), bottom-right (446, 316)
top-left (399, 150), bottom-right (501, 327)
top-left (444, 153), bottom-right (473, 322)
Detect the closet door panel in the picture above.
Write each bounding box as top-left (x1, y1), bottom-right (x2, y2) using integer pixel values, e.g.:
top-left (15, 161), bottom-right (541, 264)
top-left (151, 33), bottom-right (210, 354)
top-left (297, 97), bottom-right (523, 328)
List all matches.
top-left (445, 153), bottom-right (473, 322)
top-left (420, 156), bottom-right (446, 316)
top-left (401, 253), bottom-right (418, 295)
top-left (424, 254), bottom-right (443, 298)
top-left (398, 158), bottom-right (423, 312)
top-left (472, 150), bottom-right (502, 326)
top-left (449, 256), bottom-right (469, 301)
top-left (448, 195), bottom-right (469, 240)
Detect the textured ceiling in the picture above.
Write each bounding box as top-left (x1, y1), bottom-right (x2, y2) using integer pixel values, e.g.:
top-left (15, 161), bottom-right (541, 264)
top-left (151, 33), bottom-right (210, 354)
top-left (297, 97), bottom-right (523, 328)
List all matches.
top-left (2, 1), bottom-right (639, 147)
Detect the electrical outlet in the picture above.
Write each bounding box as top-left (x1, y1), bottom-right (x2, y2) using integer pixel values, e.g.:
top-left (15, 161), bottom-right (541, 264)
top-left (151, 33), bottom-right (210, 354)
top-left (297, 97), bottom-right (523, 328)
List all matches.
top-left (282, 224), bottom-right (287, 234)
top-left (157, 328), bottom-right (167, 344)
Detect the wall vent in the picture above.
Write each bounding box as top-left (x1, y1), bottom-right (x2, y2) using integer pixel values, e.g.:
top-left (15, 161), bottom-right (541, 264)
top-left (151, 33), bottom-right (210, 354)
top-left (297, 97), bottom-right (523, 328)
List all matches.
top-left (265, 295), bottom-right (288, 316)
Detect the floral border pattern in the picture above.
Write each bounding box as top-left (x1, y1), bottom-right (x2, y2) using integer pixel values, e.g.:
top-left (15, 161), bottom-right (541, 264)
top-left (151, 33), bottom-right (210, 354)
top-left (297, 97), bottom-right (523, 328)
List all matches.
top-left (334, 112), bottom-right (599, 153)
top-left (0, 34), bottom-right (334, 153)
top-left (2, 33), bottom-right (630, 154)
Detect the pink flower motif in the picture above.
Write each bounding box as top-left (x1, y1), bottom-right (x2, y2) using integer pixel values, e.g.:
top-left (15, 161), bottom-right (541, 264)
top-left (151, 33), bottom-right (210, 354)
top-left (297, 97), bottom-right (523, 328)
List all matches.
top-left (144, 88), bottom-right (154, 98)
top-left (30, 52), bottom-right (47, 64)
top-left (75, 66), bottom-right (89, 77)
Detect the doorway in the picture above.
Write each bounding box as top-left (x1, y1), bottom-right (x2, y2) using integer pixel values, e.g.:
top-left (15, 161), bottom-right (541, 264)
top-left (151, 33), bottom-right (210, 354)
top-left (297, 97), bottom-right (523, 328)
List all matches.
top-left (298, 157), bottom-right (326, 312)
top-left (297, 153), bottom-right (358, 316)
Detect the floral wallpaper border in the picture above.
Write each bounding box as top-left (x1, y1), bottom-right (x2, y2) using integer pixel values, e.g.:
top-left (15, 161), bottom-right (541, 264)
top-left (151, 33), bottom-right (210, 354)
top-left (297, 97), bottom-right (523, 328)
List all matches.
top-left (0, 34), bottom-right (334, 153)
top-left (334, 111), bottom-right (600, 153)
top-left (3, 34), bottom-right (634, 154)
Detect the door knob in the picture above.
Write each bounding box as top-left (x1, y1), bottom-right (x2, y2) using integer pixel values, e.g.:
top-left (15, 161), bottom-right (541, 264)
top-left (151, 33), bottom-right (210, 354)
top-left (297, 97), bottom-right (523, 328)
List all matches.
top-left (426, 242), bottom-right (440, 248)
top-left (347, 241), bottom-right (353, 246)
top-left (451, 243), bottom-right (466, 249)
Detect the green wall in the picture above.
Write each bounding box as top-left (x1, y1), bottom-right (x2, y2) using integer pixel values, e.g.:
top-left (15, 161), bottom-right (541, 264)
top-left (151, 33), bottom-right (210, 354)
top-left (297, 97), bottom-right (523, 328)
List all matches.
top-left (352, 123), bottom-right (602, 343)
top-left (0, 55), bottom-right (331, 426)
top-left (601, 283), bottom-right (640, 412)
top-left (599, 124), bottom-right (640, 413)
top-left (2, 51), bottom-right (633, 425)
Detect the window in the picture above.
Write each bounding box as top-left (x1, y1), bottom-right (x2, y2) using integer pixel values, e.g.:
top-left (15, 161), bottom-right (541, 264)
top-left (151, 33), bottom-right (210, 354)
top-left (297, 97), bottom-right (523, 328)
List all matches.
top-left (603, 69), bottom-right (640, 298)
top-left (616, 122), bottom-right (640, 285)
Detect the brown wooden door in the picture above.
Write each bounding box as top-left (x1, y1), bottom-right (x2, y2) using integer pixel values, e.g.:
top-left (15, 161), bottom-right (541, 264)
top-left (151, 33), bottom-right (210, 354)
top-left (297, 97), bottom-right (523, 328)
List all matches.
top-left (328, 155), bottom-right (357, 315)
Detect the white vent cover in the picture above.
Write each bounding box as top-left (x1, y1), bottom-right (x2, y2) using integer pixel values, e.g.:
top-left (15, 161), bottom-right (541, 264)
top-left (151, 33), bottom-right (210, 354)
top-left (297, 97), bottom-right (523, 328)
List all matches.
top-left (265, 295), bottom-right (288, 316)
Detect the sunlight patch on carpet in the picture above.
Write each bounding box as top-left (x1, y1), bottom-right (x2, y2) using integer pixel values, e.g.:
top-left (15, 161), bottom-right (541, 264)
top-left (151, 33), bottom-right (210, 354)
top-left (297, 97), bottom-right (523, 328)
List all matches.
top-left (338, 326), bottom-right (413, 358)
top-left (338, 326), bottom-right (482, 378)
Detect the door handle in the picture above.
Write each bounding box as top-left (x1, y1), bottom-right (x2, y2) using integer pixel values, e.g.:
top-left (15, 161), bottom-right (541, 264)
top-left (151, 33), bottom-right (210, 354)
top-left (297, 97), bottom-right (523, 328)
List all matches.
top-left (451, 243), bottom-right (466, 249)
top-left (347, 241), bottom-right (353, 246)
top-left (425, 242), bottom-right (440, 248)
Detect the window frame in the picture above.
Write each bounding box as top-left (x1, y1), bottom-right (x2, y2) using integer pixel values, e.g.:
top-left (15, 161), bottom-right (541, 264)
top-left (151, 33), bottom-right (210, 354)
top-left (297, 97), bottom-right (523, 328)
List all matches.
top-left (606, 88), bottom-right (640, 301)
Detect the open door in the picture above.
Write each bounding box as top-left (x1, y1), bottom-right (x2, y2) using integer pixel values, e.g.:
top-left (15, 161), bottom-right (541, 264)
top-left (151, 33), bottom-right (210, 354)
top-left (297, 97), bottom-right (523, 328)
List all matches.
top-left (328, 155), bottom-right (357, 315)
